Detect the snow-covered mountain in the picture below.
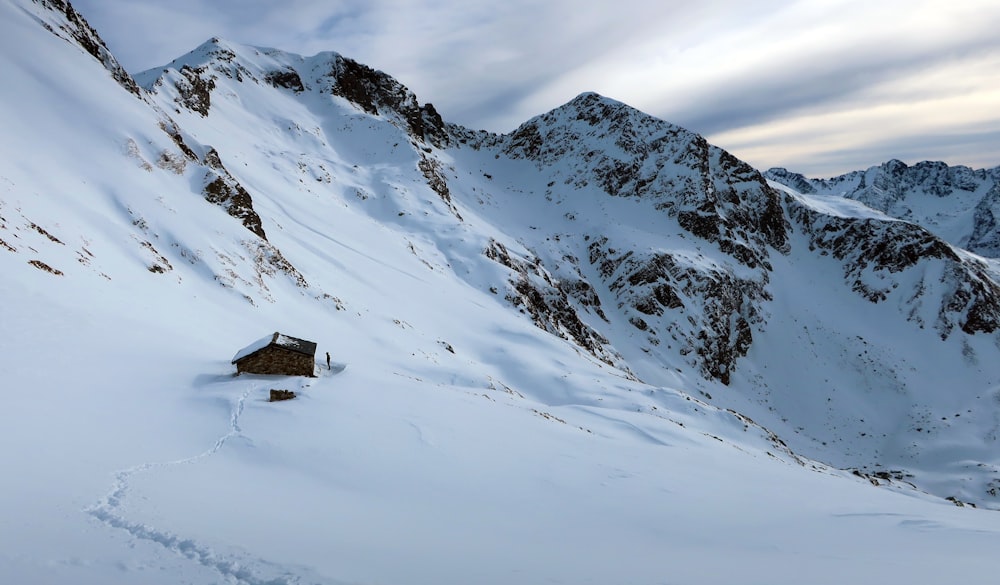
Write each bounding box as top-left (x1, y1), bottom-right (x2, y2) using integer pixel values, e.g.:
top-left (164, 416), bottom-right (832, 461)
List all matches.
top-left (3, 1), bottom-right (1000, 584)
top-left (766, 161), bottom-right (1000, 257)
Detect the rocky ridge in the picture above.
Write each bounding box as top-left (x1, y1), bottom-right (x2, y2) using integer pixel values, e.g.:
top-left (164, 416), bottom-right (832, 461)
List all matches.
top-left (30, 0), bottom-right (140, 95)
top-left (784, 193), bottom-right (1000, 338)
top-left (766, 160), bottom-right (1000, 257)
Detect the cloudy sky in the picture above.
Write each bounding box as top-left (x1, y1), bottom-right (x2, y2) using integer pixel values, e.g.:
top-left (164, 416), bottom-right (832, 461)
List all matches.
top-left (72, 0), bottom-right (1000, 177)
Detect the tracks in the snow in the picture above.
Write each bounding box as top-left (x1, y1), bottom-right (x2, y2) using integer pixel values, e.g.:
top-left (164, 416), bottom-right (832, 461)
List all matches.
top-left (84, 385), bottom-right (314, 585)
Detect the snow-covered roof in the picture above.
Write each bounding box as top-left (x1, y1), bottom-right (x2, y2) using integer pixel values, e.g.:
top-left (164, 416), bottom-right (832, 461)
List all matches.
top-left (231, 332), bottom-right (317, 363)
top-left (273, 333), bottom-right (317, 356)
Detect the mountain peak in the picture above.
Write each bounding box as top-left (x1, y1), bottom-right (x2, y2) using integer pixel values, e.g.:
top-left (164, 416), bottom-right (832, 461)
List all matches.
top-left (136, 38), bottom-right (448, 145)
top-left (566, 91), bottom-right (624, 107)
top-left (548, 91), bottom-right (672, 129)
top-left (138, 37), bottom-right (268, 81)
top-left (503, 90), bottom-right (694, 166)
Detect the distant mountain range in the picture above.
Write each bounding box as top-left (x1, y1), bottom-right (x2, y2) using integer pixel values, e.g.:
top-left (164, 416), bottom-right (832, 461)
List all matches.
top-left (766, 161), bottom-right (1000, 257)
top-left (4, 1), bottom-right (1000, 582)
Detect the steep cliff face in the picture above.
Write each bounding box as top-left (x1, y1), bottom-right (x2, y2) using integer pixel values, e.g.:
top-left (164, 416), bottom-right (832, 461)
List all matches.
top-left (484, 238), bottom-right (629, 372)
top-left (327, 56), bottom-right (449, 147)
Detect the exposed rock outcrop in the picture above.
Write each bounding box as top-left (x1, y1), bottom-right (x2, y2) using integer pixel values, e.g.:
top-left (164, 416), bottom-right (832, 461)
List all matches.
top-left (327, 57), bottom-right (448, 147)
top-left (485, 239), bottom-right (627, 371)
top-left (202, 148), bottom-right (266, 240)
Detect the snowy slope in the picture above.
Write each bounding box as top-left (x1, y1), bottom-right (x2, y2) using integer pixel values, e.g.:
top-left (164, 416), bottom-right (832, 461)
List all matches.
top-left (3, 1), bottom-right (1000, 584)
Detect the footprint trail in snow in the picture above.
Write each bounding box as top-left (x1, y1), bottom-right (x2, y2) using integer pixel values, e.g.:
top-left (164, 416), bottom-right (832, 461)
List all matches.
top-left (84, 385), bottom-right (326, 585)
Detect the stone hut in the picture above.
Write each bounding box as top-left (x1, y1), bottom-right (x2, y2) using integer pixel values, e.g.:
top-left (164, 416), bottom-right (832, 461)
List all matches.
top-left (232, 332), bottom-right (317, 377)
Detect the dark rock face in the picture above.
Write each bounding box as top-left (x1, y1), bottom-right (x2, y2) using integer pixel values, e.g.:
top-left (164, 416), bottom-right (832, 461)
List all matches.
top-left (265, 68), bottom-right (305, 92)
top-left (587, 237), bottom-right (765, 384)
top-left (150, 119), bottom-right (269, 246)
top-left (328, 57), bottom-right (448, 147)
top-left (418, 155), bottom-right (461, 218)
top-left (939, 261), bottom-right (1000, 336)
top-left (151, 114), bottom-right (270, 245)
top-left (201, 148), bottom-right (266, 240)
top-left (176, 65), bottom-right (215, 117)
top-left (485, 239), bottom-right (627, 372)
top-left (157, 118), bottom-right (198, 160)
top-left (203, 174), bottom-right (262, 237)
top-left (792, 207), bottom-right (958, 275)
top-left (145, 39), bottom-right (257, 117)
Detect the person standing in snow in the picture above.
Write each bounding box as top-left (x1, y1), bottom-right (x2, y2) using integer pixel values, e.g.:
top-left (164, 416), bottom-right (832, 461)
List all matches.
top-left (326, 351), bottom-right (331, 370)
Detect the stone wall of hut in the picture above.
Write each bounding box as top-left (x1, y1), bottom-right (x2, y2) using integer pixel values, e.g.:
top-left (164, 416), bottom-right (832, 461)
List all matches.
top-left (236, 347), bottom-right (315, 377)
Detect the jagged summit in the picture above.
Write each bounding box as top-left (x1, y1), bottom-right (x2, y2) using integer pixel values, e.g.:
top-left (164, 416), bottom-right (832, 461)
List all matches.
top-left (135, 37), bottom-right (320, 91)
top-left (543, 91), bottom-right (667, 125)
top-left (137, 37), bottom-right (448, 146)
top-left (504, 91), bottom-right (694, 163)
